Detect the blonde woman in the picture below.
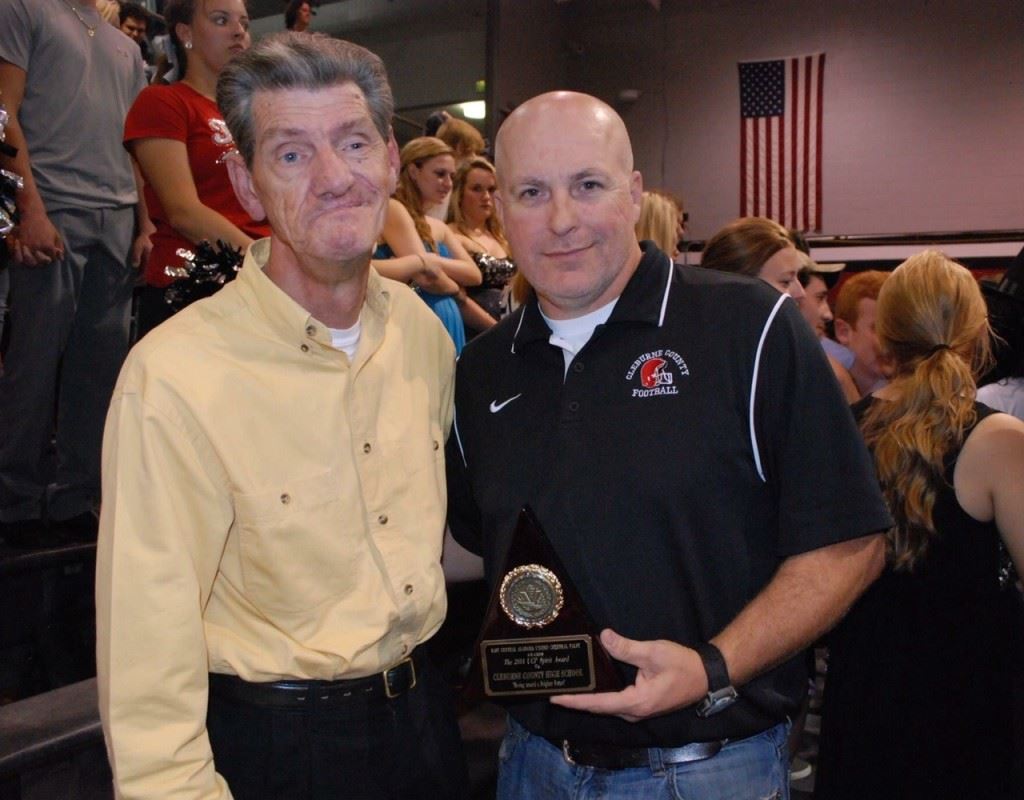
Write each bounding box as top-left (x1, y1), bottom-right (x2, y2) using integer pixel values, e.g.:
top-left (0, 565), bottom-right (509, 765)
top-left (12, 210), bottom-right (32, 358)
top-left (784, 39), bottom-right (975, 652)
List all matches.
top-left (373, 137), bottom-right (487, 352)
top-left (635, 190), bottom-right (682, 259)
top-left (448, 157), bottom-right (515, 333)
top-left (816, 251), bottom-right (1024, 800)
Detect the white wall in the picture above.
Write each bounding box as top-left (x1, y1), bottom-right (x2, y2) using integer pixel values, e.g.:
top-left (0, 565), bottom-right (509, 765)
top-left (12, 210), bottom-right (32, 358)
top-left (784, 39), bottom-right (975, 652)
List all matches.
top-left (249, 6), bottom-right (486, 115)
top-left (559, 0), bottom-right (1024, 239)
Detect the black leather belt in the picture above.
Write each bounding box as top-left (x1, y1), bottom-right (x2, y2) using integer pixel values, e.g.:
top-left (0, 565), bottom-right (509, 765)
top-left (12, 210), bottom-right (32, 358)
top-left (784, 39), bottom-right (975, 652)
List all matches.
top-left (208, 652), bottom-right (419, 709)
top-left (550, 737), bottom-right (725, 770)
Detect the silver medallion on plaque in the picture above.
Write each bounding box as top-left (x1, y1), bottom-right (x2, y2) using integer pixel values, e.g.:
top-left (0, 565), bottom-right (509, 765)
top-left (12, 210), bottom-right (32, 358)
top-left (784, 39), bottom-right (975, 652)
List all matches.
top-left (499, 564), bottom-right (564, 628)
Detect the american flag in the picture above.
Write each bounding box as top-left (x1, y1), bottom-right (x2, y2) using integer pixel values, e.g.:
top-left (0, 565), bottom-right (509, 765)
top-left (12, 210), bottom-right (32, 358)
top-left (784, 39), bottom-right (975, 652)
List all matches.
top-left (739, 53), bottom-right (825, 231)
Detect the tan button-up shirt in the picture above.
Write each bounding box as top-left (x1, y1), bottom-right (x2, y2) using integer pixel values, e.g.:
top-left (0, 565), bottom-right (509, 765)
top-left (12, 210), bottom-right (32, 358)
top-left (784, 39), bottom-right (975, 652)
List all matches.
top-left (96, 239), bottom-right (455, 799)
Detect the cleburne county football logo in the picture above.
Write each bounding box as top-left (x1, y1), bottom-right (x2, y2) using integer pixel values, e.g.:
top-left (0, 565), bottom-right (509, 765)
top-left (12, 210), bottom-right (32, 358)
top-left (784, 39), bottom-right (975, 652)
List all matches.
top-left (625, 349), bottom-right (689, 397)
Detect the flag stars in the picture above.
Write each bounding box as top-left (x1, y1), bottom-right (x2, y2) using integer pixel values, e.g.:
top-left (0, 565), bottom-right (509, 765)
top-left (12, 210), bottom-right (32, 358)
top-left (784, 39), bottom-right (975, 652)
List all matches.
top-left (740, 60), bottom-right (785, 117)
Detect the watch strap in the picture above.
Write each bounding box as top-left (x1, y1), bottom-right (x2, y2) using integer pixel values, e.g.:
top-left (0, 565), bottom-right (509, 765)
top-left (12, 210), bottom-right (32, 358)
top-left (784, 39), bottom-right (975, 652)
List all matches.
top-left (693, 641), bottom-right (731, 692)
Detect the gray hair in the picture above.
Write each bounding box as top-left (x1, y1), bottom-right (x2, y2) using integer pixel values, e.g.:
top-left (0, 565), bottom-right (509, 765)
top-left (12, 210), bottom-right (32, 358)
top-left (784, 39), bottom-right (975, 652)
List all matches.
top-left (216, 32), bottom-right (393, 167)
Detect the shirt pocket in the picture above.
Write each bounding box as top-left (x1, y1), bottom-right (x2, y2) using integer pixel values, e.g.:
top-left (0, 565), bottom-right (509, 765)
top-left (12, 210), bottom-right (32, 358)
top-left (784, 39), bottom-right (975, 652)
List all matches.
top-left (232, 469), bottom-right (361, 616)
top-left (377, 421), bottom-right (447, 521)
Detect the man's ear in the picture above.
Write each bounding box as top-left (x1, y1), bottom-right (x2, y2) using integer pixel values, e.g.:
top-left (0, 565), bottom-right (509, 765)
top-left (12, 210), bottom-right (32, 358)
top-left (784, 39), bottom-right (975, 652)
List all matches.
top-left (224, 151), bottom-right (267, 222)
top-left (834, 318), bottom-right (852, 346)
top-left (385, 131), bottom-right (399, 196)
top-left (629, 170), bottom-right (643, 224)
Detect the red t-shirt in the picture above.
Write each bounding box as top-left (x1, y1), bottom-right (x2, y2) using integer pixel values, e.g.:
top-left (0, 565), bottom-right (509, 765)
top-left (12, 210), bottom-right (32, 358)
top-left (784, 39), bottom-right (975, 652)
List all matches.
top-left (124, 82), bottom-right (270, 286)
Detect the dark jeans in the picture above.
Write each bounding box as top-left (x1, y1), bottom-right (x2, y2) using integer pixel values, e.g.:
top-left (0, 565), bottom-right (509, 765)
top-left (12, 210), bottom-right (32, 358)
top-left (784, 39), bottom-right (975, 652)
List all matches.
top-left (134, 283), bottom-right (175, 342)
top-left (206, 654), bottom-right (469, 800)
top-left (0, 205), bottom-right (135, 522)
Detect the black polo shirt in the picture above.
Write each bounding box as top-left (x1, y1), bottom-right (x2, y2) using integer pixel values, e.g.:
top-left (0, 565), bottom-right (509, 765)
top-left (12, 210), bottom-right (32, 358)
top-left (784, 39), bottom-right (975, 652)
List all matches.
top-left (446, 243), bottom-right (891, 747)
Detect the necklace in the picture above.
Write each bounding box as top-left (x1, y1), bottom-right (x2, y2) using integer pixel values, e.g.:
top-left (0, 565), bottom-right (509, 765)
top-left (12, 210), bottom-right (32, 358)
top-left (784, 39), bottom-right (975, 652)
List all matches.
top-left (61, 0), bottom-right (97, 37)
top-left (464, 226), bottom-right (505, 258)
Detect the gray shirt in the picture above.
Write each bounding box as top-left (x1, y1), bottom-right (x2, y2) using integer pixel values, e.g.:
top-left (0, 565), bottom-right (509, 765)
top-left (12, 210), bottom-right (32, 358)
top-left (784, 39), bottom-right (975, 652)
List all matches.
top-left (0, 0), bottom-right (146, 209)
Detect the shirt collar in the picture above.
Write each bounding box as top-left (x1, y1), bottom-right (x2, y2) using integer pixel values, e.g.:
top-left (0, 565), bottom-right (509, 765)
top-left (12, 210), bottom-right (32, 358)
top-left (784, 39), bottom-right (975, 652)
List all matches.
top-left (235, 238), bottom-right (392, 346)
top-left (511, 242), bottom-right (674, 352)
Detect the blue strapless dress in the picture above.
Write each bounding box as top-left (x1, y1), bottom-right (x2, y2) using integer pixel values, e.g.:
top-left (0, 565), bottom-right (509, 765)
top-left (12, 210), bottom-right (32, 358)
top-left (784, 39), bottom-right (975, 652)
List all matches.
top-left (373, 242), bottom-right (466, 355)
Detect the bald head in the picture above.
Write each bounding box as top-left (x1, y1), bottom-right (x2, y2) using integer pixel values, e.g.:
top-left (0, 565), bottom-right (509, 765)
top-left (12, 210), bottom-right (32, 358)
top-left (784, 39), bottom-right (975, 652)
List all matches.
top-left (495, 91), bottom-right (635, 180)
top-left (492, 91), bottom-right (644, 320)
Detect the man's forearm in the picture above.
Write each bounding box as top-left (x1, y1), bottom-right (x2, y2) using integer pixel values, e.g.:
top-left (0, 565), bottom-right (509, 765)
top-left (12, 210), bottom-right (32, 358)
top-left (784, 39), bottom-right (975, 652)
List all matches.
top-left (714, 533), bottom-right (885, 686)
top-left (1, 111), bottom-right (46, 220)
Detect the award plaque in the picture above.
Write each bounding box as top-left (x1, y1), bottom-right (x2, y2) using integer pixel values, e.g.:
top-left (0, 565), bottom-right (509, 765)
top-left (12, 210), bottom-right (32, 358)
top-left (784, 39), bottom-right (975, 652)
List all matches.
top-left (463, 506), bottom-right (624, 701)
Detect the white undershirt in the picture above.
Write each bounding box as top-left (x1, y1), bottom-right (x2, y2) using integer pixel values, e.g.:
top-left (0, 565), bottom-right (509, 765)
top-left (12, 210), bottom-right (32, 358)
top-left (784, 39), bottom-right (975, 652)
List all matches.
top-left (329, 319), bottom-right (362, 359)
top-left (540, 297), bottom-right (618, 376)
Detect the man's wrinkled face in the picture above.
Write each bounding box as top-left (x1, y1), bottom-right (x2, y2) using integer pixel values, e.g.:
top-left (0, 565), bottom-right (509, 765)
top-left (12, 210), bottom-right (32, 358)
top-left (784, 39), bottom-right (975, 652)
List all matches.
top-left (231, 83), bottom-right (397, 270)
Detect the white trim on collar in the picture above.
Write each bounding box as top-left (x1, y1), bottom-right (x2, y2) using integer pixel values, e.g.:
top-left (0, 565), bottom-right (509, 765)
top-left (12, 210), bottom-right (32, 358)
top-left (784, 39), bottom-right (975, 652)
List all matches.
top-left (657, 254), bottom-right (673, 327)
top-left (749, 293), bottom-right (789, 482)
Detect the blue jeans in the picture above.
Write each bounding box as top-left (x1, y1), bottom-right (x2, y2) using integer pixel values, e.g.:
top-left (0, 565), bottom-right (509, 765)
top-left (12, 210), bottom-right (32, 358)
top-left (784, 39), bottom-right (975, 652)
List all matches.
top-left (496, 716), bottom-right (790, 800)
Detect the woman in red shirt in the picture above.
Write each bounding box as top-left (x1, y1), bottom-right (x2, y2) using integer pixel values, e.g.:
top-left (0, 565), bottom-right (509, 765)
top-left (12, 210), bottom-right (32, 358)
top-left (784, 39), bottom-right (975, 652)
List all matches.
top-left (124, 0), bottom-right (268, 336)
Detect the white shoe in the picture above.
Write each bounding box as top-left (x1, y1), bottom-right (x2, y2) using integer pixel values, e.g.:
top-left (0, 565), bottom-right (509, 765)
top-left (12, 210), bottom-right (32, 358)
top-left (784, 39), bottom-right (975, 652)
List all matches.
top-left (789, 756), bottom-right (813, 782)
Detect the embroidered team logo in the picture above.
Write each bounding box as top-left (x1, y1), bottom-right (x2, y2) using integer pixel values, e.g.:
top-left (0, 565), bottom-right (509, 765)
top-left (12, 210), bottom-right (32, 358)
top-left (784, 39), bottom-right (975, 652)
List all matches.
top-left (625, 349), bottom-right (689, 397)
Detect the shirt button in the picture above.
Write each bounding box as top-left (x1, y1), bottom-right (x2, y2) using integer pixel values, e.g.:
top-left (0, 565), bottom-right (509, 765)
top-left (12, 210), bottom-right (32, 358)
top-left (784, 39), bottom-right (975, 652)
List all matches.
top-left (400, 644), bottom-right (409, 655)
top-left (363, 442), bottom-right (372, 454)
top-left (280, 493), bottom-right (291, 504)
top-left (568, 400), bottom-right (580, 412)
top-left (404, 584), bottom-right (414, 595)
top-left (305, 324), bottom-right (316, 336)
top-left (378, 514), bottom-right (388, 525)
top-left (432, 440), bottom-right (439, 451)
top-left (572, 361), bottom-right (585, 373)
top-left (300, 344), bottom-right (310, 353)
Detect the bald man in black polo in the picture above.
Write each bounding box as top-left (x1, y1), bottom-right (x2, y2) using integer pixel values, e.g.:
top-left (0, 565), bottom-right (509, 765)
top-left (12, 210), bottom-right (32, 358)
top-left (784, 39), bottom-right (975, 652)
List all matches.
top-left (446, 91), bottom-right (891, 799)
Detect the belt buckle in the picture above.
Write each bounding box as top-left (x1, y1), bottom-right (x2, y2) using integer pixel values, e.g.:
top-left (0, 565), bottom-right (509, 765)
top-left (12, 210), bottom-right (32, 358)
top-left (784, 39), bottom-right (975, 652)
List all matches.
top-left (384, 657), bottom-right (416, 699)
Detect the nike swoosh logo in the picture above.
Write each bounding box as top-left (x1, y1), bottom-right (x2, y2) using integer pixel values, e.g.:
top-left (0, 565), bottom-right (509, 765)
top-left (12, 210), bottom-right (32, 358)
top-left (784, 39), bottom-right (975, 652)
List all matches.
top-left (489, 393), bottom-right (523, 413)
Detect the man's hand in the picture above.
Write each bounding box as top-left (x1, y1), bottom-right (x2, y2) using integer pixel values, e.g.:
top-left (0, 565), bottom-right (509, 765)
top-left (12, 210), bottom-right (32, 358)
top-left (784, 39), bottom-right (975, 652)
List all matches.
top-left (8, 208), bottom-right (63, 266)
top-left (131, 220), bottom-right (155, 269)
top-left (549, 629), bottom-right (708, 722)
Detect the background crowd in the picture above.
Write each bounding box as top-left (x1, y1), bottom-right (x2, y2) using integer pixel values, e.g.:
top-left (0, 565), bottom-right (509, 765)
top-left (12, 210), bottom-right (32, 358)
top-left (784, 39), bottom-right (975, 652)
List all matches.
top-left (0, 2), bottom-right (1021, 799)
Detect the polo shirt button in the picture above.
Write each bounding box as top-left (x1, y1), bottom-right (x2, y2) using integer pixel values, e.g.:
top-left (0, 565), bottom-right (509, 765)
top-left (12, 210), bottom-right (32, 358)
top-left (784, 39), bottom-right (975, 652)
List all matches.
top-left (378, 513), bottom-right (388, 525)
top-left (305, 324), bottom-right (316, 336)
top-left (400, 644), bottom-right (409, 655)
top-left (404, 584), bottom-right (414, 595)
top-left (572, 361), bottom-right (584, 373)
top-left (568, 400), bottom-right (580, 412)
top-left (300, 344), bottom-right (310, 353)
top-left (280, 493), bottom-right (291, 504)
top-left (363, 442), bottom-right (372, 454)
top-left (432, 440), bottom-right (439, 450)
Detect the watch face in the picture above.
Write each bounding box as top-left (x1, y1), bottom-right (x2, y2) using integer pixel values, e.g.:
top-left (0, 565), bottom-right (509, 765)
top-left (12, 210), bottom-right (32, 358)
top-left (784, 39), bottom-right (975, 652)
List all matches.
top-left (696, 686), bottom-right (739, 718)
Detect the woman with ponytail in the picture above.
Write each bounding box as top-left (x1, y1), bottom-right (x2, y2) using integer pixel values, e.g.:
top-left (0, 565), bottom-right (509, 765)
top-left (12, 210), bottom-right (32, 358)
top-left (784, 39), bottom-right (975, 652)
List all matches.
top-left (816, 251), bottom-right (1024, 800)
top-left (124, 0), bottom-right (268, 337)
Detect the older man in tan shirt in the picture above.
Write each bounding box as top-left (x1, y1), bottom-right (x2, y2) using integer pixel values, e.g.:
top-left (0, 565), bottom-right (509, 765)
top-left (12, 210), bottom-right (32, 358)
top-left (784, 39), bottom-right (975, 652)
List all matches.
top-left (96, 34), bottom-right (466, 799)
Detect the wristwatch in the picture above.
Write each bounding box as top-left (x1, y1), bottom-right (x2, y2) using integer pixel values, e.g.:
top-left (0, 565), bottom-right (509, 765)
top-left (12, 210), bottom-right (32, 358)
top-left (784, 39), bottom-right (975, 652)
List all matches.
top-left (694, 642), bottom-right (739, 718)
